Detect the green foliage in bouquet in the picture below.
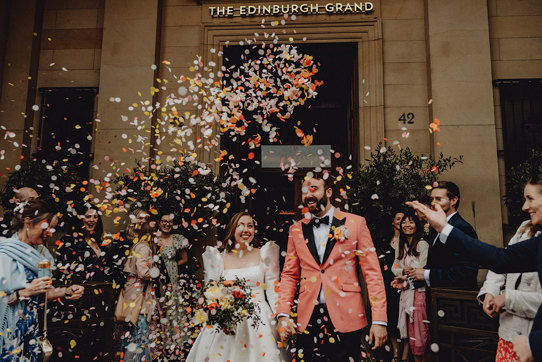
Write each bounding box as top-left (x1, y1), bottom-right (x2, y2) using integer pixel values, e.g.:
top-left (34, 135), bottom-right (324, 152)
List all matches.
top-left (505, 148), bottom-right (542, 225)
top-left (0, 158), bottom-right (88, 231)
top-left (193, 277), bottom-right (261, 335)
top-left (345, 143), bottom-right (462, 237)
top-left (113, 159), bottom-right (229, 232)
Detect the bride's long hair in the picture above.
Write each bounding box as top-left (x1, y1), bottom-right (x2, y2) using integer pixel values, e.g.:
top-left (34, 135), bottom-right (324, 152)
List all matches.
top-left (220, 211), bottom-right (260, 252)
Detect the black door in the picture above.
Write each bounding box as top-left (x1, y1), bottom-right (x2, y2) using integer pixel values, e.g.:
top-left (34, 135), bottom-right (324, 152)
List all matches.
top-left (38, 87), bottom-right (97, 179)
top-left (220, 43), bottom-right (358, 255)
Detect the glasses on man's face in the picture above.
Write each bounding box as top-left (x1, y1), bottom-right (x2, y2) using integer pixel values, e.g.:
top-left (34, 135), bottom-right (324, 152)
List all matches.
top-left (160, 220), bottom-right (173, 225)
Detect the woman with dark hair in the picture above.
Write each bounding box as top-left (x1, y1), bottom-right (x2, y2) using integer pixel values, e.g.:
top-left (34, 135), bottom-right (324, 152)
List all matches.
top-left (55, 205), bottom-right (114, 283)
top-left (186, 211), bottom-right (287, 361)
top-left (392, 213), bottom-right (430, 362)
top-left (376, 211), bottom-right (404, 361)
top-left (0, 199), bottom-right (84, 361)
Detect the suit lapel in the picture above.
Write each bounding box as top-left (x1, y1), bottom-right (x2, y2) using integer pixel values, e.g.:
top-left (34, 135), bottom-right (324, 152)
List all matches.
top-left (302, 221), bottom-right (321, 265)
top-left (322, 215), bottom-right (346, 265)
top-left (448, 213), bottom-right (460, 226)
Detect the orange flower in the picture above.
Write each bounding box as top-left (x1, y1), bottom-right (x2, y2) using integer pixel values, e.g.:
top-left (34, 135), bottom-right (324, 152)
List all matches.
top-left (207, 302), bottom-right (220, 310)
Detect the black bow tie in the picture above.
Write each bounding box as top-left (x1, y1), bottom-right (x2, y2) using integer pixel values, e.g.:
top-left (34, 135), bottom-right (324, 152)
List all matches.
top-left (310, 215), bottom-right (330, 228)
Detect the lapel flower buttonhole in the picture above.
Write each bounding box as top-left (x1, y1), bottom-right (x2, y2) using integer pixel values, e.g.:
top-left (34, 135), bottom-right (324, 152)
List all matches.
top-left (332, 224), bottom-right (349, 242)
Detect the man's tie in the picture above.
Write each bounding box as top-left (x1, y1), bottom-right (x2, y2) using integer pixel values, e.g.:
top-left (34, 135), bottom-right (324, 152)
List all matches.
top-left (310, 215), bottom-right (330, 228)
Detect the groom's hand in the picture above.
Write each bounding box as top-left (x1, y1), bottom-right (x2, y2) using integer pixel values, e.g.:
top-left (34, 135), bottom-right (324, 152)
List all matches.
top-left (277, 316), bottom-right (296, 343)
top-left (368, 324), bottom-right (387, 350)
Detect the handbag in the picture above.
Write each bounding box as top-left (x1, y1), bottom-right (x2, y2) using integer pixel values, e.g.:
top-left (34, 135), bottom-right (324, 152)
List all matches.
top-left (38, 290), bottom-right (53, 361)
top-left (114, 285), bottom-right (146, 325)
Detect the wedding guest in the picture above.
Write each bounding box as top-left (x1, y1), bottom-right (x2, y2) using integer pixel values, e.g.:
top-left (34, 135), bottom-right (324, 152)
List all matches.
top-left (392, 213), bottom-right (430, 362)
top-left (186, 211), bottom-right (287, 362)
top-left (405, 181), bottom-right (478, 290)
top-left (151, 212), bottom-right (192, 360)
top-left (119, 223), bottom-right (156, 361)
top-left (407, 174), bottom-right (542, 362)
top-left (477, 180), bottom-right (542, 361)
top-left (377, 210), bottom-right (404, 361)
top-left (404, 181), bottom-right (478, 342)
top-left (111, 208), bottom-right (151, 287)
top-left (0, 199), bottom-right (84, 361)
top-left (0, 187), bottom-right (39, 239)
top-left (55, 206), bottom-right (114, 283)
top-left (112, 208), bottom-right (152, 361)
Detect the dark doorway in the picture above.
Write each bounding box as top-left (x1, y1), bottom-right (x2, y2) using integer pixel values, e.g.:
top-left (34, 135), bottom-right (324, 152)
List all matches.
top-left (38, 87), bottom-right (97, 179)
top-left (220, 42), bottom-right (358, 253)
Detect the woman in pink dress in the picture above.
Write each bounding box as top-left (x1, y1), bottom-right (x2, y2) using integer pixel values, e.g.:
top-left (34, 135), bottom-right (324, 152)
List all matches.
top-left (392, 213), bottom-right (430, 362)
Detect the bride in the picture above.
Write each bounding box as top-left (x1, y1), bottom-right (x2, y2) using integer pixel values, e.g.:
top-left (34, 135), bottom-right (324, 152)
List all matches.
top-left (186, 211), bottom-right (288, 361)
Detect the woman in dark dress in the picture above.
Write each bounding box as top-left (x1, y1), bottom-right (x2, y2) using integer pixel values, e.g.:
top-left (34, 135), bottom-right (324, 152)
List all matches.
top-left (376, 211), bottom-right (404, 361)
top-left (55, 206), bottom-right (114, 284)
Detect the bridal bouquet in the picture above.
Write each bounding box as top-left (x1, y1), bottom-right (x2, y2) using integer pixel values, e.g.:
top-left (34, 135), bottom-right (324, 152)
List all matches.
top-left (192, 277), bottom-right (261, 335)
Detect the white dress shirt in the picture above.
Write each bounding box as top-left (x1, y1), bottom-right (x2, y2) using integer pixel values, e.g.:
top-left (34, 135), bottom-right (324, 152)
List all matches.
top-left (423, 211), bottom-right (457, 287)
top-left (313, 206), bottom-right (336, 304)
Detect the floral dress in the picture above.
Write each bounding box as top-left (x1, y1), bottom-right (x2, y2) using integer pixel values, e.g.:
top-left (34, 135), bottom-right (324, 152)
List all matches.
top-left (151, 235), bottom-right (196, 360)
top-left (1, 267), bottom-right (40, 361)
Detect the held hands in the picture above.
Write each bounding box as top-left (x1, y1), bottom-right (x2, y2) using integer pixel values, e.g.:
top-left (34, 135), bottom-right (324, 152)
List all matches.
top-left (482, 293), bottom-right (497, 318)
top-left (404, 267), bottom-right (425, 282)
top-left (20, 277), bottom-right (52, 297)
top-left (513, 335), bottom-right (534, 362)
top-left (390, 276), bottom-right (408, 290)
top-left (407, 201), bottom-right (447, 233)
top-left (65, 285), bottom-right (85, 300)
top-left (276, 316), bottom-right (296, 344)
top-left (482, 293), bottom-right (506, 318)
top-left (368, 324), bottom-right (387, 350)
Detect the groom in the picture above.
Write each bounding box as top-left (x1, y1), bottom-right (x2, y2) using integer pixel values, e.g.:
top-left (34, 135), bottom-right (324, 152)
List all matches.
top-left (277, 172), bottom-right (387, 361)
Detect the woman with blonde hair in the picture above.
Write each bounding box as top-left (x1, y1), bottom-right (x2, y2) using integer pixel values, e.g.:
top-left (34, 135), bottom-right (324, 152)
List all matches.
top-left (119, 222), bottom-right (157, 361)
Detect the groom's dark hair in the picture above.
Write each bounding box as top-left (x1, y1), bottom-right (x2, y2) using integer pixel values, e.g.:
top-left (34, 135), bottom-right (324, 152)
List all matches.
top-left (302, 170), bottom-right (333, 191)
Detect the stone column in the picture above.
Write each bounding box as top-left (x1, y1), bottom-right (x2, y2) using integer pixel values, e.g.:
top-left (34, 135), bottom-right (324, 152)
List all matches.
top-left (0, 0), bottom-right (41, 175)
top-left (426, 0), bottom-right (503, 245)
top-left (93, 0), bottom-right (160, 179)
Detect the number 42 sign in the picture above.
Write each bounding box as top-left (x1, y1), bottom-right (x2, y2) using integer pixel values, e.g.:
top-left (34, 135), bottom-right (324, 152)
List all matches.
top-left (399, 112), bottom-right (414, 124)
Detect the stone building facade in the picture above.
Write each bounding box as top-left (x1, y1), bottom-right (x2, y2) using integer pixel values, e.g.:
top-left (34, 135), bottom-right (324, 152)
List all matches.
top-left (1, 0), bottom-right (541, 248)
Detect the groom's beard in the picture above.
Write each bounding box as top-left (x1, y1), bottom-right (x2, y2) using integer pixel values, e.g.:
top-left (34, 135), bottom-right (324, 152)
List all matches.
top-left (303, 194), bottom-right (328, 214)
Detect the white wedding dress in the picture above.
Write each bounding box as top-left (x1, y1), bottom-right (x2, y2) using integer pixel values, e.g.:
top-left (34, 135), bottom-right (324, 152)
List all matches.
top-left (186, 242), bottom-right (288, 362)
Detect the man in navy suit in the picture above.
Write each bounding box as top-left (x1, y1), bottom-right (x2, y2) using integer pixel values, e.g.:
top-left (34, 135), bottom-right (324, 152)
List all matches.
top-left (405, 181), bottom-right (478, 290)
top-left (407, 200), bottom-right (541, 362)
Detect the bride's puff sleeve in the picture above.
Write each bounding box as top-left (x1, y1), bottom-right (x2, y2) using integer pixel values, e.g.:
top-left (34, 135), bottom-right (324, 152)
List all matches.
top-left (261, 241), bottom-right (281, 315)
top-left (202, 246), bottom-right (223, 283)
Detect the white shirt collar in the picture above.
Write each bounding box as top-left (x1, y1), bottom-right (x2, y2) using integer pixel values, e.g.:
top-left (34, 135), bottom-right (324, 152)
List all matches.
top-left (446, 211), bottom-right (457, 221)
top-left (312, 205), bottom-right (335, 220)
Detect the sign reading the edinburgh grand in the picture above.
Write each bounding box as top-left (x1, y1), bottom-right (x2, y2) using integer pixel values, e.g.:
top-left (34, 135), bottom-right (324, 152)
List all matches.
top-left (208, 2), bottom-right (374, 17)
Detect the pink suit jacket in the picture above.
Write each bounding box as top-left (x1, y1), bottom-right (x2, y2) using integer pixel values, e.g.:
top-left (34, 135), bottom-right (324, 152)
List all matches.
top-left (277, 208), bottom-right (387, 333)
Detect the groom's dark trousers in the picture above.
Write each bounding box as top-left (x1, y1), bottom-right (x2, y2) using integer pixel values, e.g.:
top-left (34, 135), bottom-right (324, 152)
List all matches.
top-left (296, 304), bottom-right (363, 362)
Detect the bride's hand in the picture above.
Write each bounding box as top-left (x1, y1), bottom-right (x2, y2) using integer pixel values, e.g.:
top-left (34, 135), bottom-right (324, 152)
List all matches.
top-left (277, 316), bottom-right (296, 343)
